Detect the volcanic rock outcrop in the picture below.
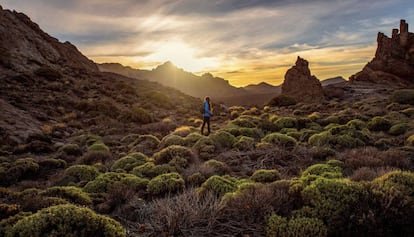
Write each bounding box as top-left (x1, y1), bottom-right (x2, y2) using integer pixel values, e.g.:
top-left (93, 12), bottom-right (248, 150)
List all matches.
top-left (0, 6), bottom-right (97, 74)
top-left (350, 19), bottom-right (414, 84)
top-left (281, 56), bottom-right (324, 102)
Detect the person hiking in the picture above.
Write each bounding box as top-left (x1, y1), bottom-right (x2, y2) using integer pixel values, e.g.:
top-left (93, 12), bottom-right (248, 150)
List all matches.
top-left (201, 96), bottom-right (212, 135)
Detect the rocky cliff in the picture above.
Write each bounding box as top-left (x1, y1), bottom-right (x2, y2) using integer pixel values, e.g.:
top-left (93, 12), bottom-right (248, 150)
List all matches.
top-left (281, 56), bottom-right (324, 102)
top-left (0, 7), bottom-right (97, 75)
top-left (350, 19), bottom-right (414, 84)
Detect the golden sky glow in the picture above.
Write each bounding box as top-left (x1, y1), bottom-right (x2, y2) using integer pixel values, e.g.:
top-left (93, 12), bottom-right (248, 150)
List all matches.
top-left (2, 0), bottom-right (413, 87)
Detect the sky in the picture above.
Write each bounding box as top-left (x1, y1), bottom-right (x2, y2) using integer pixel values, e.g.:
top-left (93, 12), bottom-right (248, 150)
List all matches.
top-left (1, 0), bottom-right (413, 87)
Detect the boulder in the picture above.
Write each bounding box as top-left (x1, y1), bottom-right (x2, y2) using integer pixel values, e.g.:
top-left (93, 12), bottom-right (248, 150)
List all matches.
top-left (281, 56), bottom-right (324, 102)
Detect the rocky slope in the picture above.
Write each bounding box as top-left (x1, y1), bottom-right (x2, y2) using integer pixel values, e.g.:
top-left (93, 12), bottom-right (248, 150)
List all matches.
top-left (0, 7), bottom-right (201, 156)
top-left (350, 19), bottom-right (414, 85)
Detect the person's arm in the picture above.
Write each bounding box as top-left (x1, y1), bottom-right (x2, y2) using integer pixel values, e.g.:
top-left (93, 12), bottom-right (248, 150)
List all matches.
top-left (204, 102), bottom-right (211, 115)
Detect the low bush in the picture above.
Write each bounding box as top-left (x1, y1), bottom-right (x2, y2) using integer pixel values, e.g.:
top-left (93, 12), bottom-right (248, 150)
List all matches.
top-left (388, 123), bottom-right (409, 136)
top-left (153, 145), bottom-right (194, 166)
top-left (391, 89), bottom-right (414, 105)
top-left (202, 160), bottom-right (229, 176)
top-left (64, 165), bottom-right (100, 183)
top-left (184, 132), bottom-right (203, 146)
top-left (186, 172), bottom-right (206, 187)
top-left (7, 204), bottom-right (125, 237)
top-left (262, 133), bottom-right (297, 148)
top-left (407, 134), bottom-right (414, 146)
top-left (159, 134), bottom-right (186, 148)
top-left (110, 152), bottom-right (148, 172)
top-left (273, 117), bottom-right (297, 130)
top-left (368, 116), bottom-right (392, 132)
top-left (250, 169), bottom-right (280, 183)
top-left (41, 186), bottom-right (92, 205)
top-left (83, 172), bottom-right (148, 193)
top-left (120, 104), bottom-right (153, 124)
top-left (60, 144), bottom-right (81, 156)
top-left (301, 163), bottom-right (342, 178)
top-left (147, 172), bottom-right (185, 196)
top-left (131, 162), bottom-right (175, 178)
top-left (193, 137), bottom-right (216, 160)
top-left (198, 175), bottom-right (237, 197)
top-left (210, 131), bottom-right (237, 149)
top-left (129, 134), bottom-right (160, 154)
top-left (268, 95), bottom-right (296, 107)
top-left (266, 214), bottom-right (328, 237)
top-left (233, 136), bottom-right (255, 151)
top-left (88, 142), bottom-right (109, 152)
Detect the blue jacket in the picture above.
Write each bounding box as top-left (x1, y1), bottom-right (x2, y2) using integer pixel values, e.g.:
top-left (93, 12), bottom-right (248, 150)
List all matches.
top-left (204, 101), bottom-right (211, 117)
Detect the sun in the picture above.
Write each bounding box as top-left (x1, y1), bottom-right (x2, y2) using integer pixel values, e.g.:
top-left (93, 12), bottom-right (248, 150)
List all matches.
top-left (144, 41), bottom-right (219, 72)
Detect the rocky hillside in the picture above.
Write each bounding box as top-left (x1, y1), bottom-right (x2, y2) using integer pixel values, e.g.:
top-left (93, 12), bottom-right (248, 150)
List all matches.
top-left (0, 7), bottom-right (201, 156)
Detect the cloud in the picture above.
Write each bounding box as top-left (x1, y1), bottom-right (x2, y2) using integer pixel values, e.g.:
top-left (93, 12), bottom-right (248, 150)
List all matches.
top-left (1, 0), bottom-right (413, 86)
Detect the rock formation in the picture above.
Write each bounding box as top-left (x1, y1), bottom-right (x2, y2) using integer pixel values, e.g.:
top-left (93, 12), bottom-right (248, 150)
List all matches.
top-left (350, 19), bottom-right (414, 84)
top-left (0, 7), bottom-right (97, 74)
top-left (281, 56), bottom-right (324, 102)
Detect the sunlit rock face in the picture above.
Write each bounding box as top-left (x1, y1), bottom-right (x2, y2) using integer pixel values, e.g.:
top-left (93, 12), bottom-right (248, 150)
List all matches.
top-left (350, 19), bottom-right (414, 84)
top-left (281, 56), bottom-right (324, 102)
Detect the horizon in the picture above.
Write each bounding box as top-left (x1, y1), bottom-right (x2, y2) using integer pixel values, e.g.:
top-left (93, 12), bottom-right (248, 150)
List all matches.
top-left (1, 0), bottom-right (413, 87)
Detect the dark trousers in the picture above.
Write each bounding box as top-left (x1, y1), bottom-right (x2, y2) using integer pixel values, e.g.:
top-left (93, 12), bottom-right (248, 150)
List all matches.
top-left (201, 116), bottom-right (210, 135)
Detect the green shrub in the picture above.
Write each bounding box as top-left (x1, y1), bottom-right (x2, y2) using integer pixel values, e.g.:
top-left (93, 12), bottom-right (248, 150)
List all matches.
top-left (88, 142), bottom-right (109, 152)
top-left (268, 95), bottom-right (296, 107)
top-left (308, 112), bottom-right (322, 121)
top-left (391, 89), bottom-right (414, 105)
top-left (8, 204), bottom-right (125, 237)
top-left (346, 119), bottom-right (366, 130)
top-left (287, 217), bottom-right (327, 237)
top-left (266, 213), bottom-right (288, 237)
top-left (308, 131), bottom-right (333, 146)
top-left (110, 152), bottom-right (148, 172)
top-left (388, 123), bottom-right (409, 136)
top-left (250, 169), bottom-right (280, 183)
top-left (83, 172), bottom-right (148, 193)
top-left (210, 131), bottom-right (237, 148)
top-left (203, 159), bottom-right (229, 175)
top-left (60, 144), bottom-right (81, 156)
top-left (193, 137), bottom-right (216, 160)
top-left (300, 178), bottom-right (368, 233)
top-left (41, 186), bottom-right (92, 205)
top-left (198, 175), bottom-right (237, 196)
top-left (368, 116), bottom-right (392, 132)
top-left (301, 163), bottom-right (342, 178)
top-left (335, 134), bottom-right (365, 148)
top-left (407, 135), bottom-right (414, 146)
top-left (274, 117), bottom-right (297, 130)
top-left (131, 162), bottom-right (175, 178)
top-left (262, 133), bottom-right (297, 148)
top-left (153, 145), bottom-right (194, 166)
top-left (266, 214), bottom-right (328, 237)
top-left (129, 134), bottom-right (160, 154)
top-left (159, 134), bottom-right (186, 148)
top-left (230, 117), bottom-right (257, 128)
top-left (186, 172), bottom-right (206, 186)
top-left (147, 172), bottom-right (185, 196)
top-left (233, 136), bottom-right (255, 151)
top-left (369, 171), bottom-right (414, 235)
top-left (184, 132), bottom-right (203, 146)
top-left (7, 158), bottom-right (39, 183)
top-left (65, 165), bottom-right (100, 183)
